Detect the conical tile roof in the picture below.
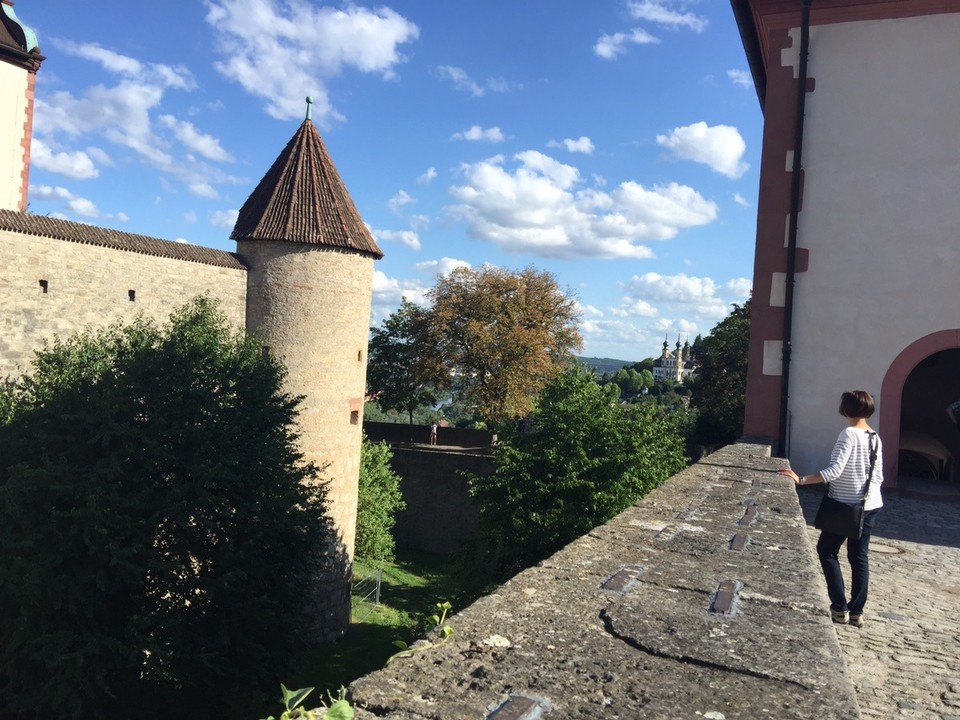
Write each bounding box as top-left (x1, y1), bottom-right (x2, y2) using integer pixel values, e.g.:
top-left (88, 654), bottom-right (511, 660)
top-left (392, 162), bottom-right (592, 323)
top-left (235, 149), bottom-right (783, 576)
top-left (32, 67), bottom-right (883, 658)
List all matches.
top-left (231, 118), bottom-right (383, 258)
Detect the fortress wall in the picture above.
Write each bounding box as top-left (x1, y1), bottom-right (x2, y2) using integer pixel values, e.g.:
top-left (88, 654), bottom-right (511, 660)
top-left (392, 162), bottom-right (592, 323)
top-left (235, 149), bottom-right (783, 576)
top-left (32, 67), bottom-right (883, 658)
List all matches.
top-left (0, 230), bottom-right (248, 378)
top-left (345, 442), bottom-right (860, 719)
top-left (387, 445), bottom-right (487, 555)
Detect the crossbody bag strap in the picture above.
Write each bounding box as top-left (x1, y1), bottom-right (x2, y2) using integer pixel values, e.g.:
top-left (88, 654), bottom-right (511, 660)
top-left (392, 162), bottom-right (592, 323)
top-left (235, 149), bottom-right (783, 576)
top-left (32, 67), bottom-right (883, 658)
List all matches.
top-left (859, 431), bottom-right (878, 506)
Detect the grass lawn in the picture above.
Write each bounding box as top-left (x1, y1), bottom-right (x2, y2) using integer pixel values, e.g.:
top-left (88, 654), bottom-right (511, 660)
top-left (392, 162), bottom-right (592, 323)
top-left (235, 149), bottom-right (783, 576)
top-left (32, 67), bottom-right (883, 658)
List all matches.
top-left (284, 549), bottom-right (467, 699)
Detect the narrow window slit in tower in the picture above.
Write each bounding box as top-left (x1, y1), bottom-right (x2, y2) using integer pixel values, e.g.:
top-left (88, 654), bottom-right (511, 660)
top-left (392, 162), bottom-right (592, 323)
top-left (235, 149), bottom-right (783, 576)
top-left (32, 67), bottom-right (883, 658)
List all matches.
top-left (350, 410), bottom-right (359, 425)
top-left (128, 289), bottom-right (136, 302)
top-left (357, 350), bottom-right (362, 362)
top-left (39, 279), bottom-right (48, 293)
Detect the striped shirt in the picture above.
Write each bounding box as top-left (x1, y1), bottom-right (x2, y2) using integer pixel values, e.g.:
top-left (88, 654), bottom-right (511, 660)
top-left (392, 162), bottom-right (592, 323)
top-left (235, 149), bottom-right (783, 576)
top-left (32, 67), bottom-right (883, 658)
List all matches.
top-left (819, 427), bottom-right (884, 511)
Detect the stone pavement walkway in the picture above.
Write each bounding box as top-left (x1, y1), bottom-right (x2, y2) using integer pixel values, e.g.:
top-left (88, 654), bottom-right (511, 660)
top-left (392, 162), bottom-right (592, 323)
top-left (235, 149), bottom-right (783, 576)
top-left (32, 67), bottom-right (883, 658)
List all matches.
top-left (797, 485), bottom-right (960, 720)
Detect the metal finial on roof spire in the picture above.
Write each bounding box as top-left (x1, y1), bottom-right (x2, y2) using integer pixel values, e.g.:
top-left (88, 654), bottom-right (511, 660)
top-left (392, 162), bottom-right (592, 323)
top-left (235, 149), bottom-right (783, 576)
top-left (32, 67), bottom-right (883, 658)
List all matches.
top-left (305, 96), bottom-right (313, 121)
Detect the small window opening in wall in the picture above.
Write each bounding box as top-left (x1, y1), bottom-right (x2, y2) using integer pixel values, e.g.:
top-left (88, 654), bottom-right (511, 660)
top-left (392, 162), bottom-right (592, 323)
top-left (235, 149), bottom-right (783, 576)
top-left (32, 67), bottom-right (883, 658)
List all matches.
top-left (357, 350), bottom-right (362, 362)
top-left (128, 289), bottom-right (136, 302)
top-left (350, 410), bottom-right (359, 425)
top-left (39, 279), bottom-right (48, 294)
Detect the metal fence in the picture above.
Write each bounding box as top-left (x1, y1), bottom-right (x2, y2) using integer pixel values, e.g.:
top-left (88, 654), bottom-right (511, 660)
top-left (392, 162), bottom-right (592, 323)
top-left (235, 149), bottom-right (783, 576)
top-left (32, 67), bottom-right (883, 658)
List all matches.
top-left (351, 567), bottom-right (383, 623)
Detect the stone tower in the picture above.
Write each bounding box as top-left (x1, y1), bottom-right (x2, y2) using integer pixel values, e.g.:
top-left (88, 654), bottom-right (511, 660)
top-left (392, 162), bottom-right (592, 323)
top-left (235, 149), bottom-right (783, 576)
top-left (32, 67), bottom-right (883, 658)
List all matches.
top-left (231, 101), bottom-right (382, 640)
top-left (0, 0), bottom-right (44, 212)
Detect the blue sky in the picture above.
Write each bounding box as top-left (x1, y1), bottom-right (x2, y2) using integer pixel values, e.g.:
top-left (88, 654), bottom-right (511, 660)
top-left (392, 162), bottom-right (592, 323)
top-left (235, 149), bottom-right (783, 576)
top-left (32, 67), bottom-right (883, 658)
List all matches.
top-left (21, 0), bottom-right (761, 361)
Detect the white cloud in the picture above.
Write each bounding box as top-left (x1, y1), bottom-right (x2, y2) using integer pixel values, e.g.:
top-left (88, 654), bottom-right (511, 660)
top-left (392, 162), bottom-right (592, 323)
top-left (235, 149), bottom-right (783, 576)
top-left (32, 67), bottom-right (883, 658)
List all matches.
top-left (435, 65), bottom-right (515, 96)
top-left (372, 269), bottom-right (429, 306)
top-left (728, 69), bottom-right (753, 88)
top-left (206, 0), bottom-right (419, 121)
top-left (594, 3), bottom-right (705, 63)
top-left (409, 214), bottom-right (430, 231)
top-left (577, 302), bottom-right (605, 319)
top-left (610, 298), bottom-right (658, 318)
top-left (656, 122), bottom-right (749, 179)
top-left (733, 192), bottom-right (750, 207)
top-left (35, 83), bottom-right (171, 166)
top-left (158, 115), bottom-right (234, 162)
top-left (622, 272), bottom-right (730, 321)
top-left (726, 277), bottom-right (753, 298)
top-left (435, 65), bottom-right (483, 96)
top-left (189, 183), bottom-right (218, 199)
top-left (447, 151), bottom-right (717, 259)
top-left (388, 190), bottom-right (415, 213)
top-left (372, 228), bottom-right (421, 251)
top-left (184, 211), bottom-right (197, 223)
top-left (85, 147), bottom-right (113, 166)
top-left (417, 167), bottom-right (437, 183)
top-left (56, 40), bottom-right (196, 90)
top-left (29, 184), bottom-right (99, 217)
top-left (547, 136), bottom-right (595, 155)
top-left (210, 209), bottom-right (240, 228)
top-left (594, 28), bottom-right (659, 59)
top-left (30, 139), bottom-right (99, 179)
top-left (627, 1), bottom-right (708, 32)
top-left (452, 125), bottom-right (505, 143)
top-left (414, 257), bottom-right (471, 277)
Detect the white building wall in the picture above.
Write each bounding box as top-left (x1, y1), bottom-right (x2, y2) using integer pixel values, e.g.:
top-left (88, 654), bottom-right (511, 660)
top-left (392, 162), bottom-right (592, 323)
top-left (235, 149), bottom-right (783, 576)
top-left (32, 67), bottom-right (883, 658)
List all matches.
top-left (0, 61), bottom-right (28, 211)
top-left (787, 13), bottom-right (960, 473)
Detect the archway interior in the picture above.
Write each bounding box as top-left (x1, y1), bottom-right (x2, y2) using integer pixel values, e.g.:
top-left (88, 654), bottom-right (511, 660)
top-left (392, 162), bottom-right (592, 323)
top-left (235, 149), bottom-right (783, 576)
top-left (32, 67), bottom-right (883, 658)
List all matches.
top-left (899, 349), bottom-right (960, 488)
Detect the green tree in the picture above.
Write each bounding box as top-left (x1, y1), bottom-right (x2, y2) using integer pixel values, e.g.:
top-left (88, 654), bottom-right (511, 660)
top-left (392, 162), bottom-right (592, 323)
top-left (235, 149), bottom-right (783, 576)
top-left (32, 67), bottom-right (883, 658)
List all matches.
top-left (426, 265), bottom-right (582, 425)
top-left (689, 300), bottom-right (751, 447)
top-left (469, 364), bottom-right (687, 579)
top-left (355, 434), bottom-right (406, 563)
top-left (0, 298), bottom-right (333, 720)
top-left (367, 299), bottom-right (448, 424)
top-left (610, 367), bottom-right (655, 398)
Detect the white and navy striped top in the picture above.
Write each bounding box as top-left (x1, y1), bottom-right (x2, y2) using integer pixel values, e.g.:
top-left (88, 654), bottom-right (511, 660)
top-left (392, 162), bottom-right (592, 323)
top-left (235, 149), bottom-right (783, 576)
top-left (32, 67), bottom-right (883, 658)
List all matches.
top-left (819, 427), bottom-right (884, 511)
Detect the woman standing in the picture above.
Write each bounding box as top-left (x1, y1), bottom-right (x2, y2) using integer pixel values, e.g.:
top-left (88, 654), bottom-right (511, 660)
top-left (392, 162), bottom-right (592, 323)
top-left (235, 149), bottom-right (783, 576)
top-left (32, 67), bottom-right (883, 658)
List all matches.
top-left (779, 390), bottom-right (884, 628)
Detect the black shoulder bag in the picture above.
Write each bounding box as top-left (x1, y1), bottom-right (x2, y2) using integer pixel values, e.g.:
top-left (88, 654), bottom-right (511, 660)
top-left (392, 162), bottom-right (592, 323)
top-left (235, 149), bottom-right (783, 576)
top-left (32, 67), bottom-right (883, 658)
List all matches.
top-left (813, 431), bottom-right (877, 539)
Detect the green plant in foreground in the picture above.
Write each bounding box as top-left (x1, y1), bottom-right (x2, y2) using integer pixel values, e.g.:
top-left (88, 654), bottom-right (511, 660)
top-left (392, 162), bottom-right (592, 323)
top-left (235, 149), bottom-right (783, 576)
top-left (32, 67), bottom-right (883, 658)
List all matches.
top-left (387, 601), bottom-right (454, 664)
top-left (261, 684), bottom-right (354, 720)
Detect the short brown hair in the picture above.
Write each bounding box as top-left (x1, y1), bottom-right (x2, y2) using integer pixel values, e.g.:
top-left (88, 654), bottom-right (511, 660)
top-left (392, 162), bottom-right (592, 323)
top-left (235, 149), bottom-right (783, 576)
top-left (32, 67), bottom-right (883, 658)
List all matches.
top-left (839, 390), bottom-right (875, 419)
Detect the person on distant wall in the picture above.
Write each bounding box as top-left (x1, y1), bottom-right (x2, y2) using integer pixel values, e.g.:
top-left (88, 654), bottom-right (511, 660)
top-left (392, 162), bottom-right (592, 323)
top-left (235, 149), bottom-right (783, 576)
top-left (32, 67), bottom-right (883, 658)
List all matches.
top-left (430, 421), bottom-right (438, 446)
top-left (778, 390), bottom-right (884, 629)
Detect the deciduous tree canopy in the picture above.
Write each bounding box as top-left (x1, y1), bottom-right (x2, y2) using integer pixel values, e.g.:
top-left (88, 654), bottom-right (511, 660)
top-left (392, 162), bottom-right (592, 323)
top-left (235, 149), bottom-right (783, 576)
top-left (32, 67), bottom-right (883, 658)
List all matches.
top-left (426, 265), bottom-right (582, 425)
top-left (469, 364), bottom-right (687, 578)
top-left (367, 299), bottom-right (448, 424)
top-left (689, 300), bottom-right (750, 447)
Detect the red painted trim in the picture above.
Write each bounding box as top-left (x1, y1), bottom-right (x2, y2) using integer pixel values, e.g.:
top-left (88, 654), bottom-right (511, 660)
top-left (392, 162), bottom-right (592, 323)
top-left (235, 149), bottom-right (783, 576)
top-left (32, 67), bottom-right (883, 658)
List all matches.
top-left (743, 27), bottom-right (814, 448)
top-left (879, 330), bottom-right (960, 489)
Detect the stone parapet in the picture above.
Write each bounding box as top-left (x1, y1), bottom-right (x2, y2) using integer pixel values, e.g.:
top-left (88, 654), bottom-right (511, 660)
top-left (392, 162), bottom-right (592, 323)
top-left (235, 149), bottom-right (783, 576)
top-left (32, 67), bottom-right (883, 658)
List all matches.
top-left (337, 442), bottom-right (860, 719)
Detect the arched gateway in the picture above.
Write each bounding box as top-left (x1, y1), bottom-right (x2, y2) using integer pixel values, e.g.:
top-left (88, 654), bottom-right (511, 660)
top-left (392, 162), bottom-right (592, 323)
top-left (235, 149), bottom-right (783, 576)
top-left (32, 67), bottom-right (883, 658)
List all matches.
top-left (880, 331), bottom-right (960, 491)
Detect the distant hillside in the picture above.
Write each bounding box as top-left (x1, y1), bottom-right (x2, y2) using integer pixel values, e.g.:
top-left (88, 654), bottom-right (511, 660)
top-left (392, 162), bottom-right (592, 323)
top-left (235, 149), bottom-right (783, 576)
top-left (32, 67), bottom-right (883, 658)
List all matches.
top-left (578, 356), bottom-right (634, 375)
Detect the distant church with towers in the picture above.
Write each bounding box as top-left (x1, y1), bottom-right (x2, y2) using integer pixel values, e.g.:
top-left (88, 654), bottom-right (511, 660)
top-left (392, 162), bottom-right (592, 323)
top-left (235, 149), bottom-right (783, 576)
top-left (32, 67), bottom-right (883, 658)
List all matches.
top-left (0, 1), bottom-right (381, 640)
top-left (652, 336), bottom-right (696, 384)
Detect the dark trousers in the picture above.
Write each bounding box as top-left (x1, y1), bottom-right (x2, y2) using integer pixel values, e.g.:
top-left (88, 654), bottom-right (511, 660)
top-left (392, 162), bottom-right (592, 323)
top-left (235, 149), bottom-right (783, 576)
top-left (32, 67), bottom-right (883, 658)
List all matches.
top-left (816, 508), bottom-right (882, 615)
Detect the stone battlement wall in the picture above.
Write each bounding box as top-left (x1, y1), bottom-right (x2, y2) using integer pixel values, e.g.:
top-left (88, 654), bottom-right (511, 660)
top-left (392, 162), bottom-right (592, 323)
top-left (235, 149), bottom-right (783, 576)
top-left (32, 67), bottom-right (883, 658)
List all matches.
top-left (340, 442), bottom-right (860, 719)
top-left (0, 229), bottom-right (247, 378)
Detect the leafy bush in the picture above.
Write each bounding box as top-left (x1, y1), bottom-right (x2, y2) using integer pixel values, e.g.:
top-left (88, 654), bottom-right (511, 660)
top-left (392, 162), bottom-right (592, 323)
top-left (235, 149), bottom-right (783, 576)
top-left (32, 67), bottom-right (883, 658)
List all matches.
top-left (355, 435), bottom-right (406, 563)
top-left (468, 363), bottom-right (688, 579)
top-left (0, 298), bottom-right (334, 719)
